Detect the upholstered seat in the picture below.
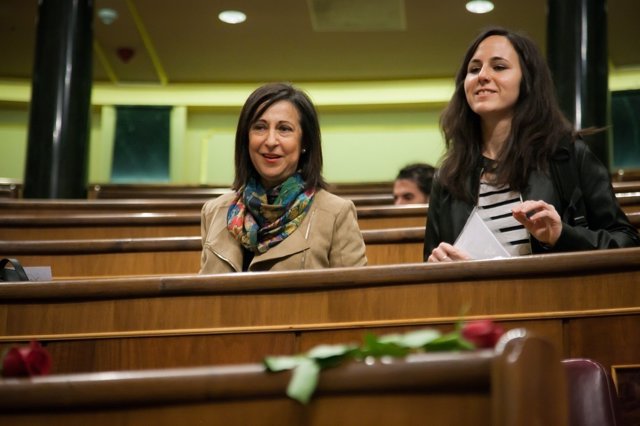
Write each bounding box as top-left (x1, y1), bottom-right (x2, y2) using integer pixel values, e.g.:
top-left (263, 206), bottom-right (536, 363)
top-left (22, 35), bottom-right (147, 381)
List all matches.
top-left (563, 358), bottom-right (621, 426)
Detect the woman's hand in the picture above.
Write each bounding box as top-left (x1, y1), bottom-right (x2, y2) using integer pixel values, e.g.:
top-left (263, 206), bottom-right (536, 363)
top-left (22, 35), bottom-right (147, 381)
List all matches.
top-left (512, 200), bottom-right (562, 246)
top-left (427, 242), bottom-right (471, 262)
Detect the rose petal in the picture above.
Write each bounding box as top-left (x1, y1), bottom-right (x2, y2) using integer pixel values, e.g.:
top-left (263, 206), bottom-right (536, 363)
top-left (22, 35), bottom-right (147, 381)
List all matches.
top-left (462, 320), bottom-right (504, 349)
top-left (2, 347), bottom-right (29, 377)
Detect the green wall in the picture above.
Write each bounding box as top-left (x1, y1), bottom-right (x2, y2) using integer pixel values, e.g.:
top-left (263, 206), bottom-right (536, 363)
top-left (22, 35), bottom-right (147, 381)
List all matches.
top-left (0, 107), bottom-right (28, 180)
top-left (1, 70), bottom-right (638, 185)
top-left (189, 107), bottom-right (445, 186)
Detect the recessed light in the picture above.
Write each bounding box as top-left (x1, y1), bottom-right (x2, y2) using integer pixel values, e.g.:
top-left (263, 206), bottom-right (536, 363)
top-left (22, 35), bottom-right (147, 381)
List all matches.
top-left (466, 1), bottom-right (494, 14)
top-left (97, 8), bottom-right (118, 25)
top-left (218, 10), bottom-right (247, 24)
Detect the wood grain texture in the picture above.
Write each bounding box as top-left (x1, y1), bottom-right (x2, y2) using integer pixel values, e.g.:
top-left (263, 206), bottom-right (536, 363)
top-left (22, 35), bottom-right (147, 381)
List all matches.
top-left (0, 248), bottom-right (638, 378)
top-left (0, 332), bottom-right (567, 426)
top-left (0, 227), bottom-right (425, 276)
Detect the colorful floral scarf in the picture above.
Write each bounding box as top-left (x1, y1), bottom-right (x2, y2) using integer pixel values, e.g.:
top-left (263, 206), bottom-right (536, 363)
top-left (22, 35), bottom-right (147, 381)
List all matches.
top-left (227, 174), bottom-right (315, 254)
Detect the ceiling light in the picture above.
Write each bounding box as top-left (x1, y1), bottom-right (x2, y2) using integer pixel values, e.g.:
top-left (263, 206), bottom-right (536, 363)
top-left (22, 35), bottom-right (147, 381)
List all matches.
top-left (465, 1), bottom-right (494, 14)
top-left (97, 8), bottom-right (118, 25)
top-left (218, 10), bottom-right (247, 24)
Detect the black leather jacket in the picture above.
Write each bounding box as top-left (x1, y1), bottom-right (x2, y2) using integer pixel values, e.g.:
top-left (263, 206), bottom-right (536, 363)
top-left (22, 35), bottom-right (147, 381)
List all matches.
top-left (424, 139), bottom-right (640, 259)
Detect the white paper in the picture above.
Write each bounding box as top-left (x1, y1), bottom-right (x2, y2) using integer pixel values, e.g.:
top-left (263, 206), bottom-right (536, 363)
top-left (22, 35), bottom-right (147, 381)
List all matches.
top-left (24, 266), bottom-right (53, 281)
top-left (454, 208), bottom-right (511, 260)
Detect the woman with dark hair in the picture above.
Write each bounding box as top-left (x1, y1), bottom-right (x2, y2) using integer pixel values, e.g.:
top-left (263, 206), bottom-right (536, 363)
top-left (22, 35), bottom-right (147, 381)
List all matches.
top-left (425, 27), bottom-right (639, 262)
top-left (200, 82), bottom-right (367, 273)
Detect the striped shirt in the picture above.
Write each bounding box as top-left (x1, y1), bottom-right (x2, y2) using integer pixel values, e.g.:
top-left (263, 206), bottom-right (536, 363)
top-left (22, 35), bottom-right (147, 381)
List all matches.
top-left (477, 181), bottom-right (532, 257)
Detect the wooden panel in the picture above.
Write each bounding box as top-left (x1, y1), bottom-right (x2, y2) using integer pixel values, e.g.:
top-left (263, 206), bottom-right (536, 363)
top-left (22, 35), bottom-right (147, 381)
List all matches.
top-left (14, 251), bottom-right (200, 277)
top-left (0, 205), bottom-right (426, 239)
top-left (2, 199), bottom-right (637, 241)
top-left (0, 249), bottom-right (638, 380)
top-left (0, 198), bottom-right (207, 215)
top-left (0, 333), bottom-right (297, 374)
top-left (358, 216), bottom-right (426, 229)
top-left (0, 227), bottom-right (425, 277)
top-left (365, 241), bottom-right (423, 264)
top-left (1, 249), bottom-right (638, 336)
top-left (357, 204), bottom-right (427, 230)
top-left (3, 270), bottom-right (637, 336)
top-left (0, 212), bottom-right (201, 239)
top-left (565, 315), bottom-right (640, 367)
top-left (0, 224), bottom-right (200, 239)
top-left (297, 319), bottom-right (564, 360)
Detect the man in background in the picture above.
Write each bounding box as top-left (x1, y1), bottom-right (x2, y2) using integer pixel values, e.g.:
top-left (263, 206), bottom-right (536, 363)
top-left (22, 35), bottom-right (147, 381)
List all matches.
top-left (393, 163), bottom-right (435, 205)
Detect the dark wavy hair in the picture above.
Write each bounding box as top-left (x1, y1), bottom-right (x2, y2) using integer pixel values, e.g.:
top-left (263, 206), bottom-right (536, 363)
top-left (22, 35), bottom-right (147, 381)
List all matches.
top-left (396, 163), bottom-right (436, 196)
top-left (232, 82), bottom-right (326, 191)
top-left (438, 27), bottom-right (574, 202)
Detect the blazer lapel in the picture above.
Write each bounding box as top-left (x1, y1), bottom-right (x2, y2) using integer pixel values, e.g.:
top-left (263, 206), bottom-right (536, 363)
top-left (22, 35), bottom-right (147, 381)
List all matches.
top-left (251, 222), bottom-right (311, 267)
top-left (208, 223), bottom-right (243, 272)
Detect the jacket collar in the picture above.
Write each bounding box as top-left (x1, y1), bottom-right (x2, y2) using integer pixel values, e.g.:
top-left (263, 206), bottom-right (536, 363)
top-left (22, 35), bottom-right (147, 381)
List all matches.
top-left (251, 219), bottom-right (311, 267)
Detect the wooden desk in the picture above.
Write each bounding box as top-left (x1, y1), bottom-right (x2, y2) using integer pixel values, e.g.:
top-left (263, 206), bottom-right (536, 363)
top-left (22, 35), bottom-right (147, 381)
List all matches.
top-left (0, 332), bottom-right (567, 426)
top-left (0, 248), bottom-right (638, 380)
top-left (0, 227), bottom-right (424, 276)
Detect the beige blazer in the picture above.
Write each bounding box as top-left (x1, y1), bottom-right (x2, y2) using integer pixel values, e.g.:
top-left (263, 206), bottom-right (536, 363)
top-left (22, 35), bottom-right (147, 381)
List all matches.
top-left (199, 189), bottom-right (367, 273)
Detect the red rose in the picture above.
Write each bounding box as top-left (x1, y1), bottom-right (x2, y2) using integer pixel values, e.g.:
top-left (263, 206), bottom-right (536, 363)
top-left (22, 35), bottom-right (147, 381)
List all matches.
top-left (461, 320), bottom-right (504, 349)
top-left (1, 341), bottom-right (52, 377)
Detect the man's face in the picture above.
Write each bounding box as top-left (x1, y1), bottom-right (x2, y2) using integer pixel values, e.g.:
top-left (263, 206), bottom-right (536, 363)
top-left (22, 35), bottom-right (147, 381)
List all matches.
top-left (393, 179), bottom-right (428, 205)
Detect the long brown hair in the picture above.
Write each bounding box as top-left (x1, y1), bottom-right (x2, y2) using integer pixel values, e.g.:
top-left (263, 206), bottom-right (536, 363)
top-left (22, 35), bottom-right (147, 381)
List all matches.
top-left (438, 27), bottom-right (574, 202)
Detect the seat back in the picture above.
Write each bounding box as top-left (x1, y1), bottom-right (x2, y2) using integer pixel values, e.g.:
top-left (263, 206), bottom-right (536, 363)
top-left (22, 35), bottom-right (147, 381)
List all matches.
top-left (563, 358), bottom-right (621, 426)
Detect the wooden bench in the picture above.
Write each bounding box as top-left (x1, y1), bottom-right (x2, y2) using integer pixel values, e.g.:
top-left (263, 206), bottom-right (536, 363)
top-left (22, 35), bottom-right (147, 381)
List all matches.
top-left (612, 169), bottom-right (640, 182)
top-left (0, 212), bottom-right (202, 239)
top-left (0, 204), bottom-right (429, 239)
top-left (0, 227), bottom-right (425, 276)
top-left (0, 179), bottom-right (21, 199)
top-left (2, 209), bottom-right (638, 275)
top-left (0, 248), bottom-right (638, 384)
top-left (0, 331), bottom-right (567, 426)
top-left (0, 198), bottom-right (208, 215)
top-left (1, 204), bottom-right (638, 244)
top-left (616, 191), bottom-right (640, 212)
top-left (88, 181), bottom-right (395, 197)
top-left (86, 179), bottom-right (640, 194)
top-left (87, 183), bottom-right (394, 205)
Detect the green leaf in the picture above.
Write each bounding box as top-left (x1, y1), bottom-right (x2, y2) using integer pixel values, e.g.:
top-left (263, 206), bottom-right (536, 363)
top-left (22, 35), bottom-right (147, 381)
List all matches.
top-left (286, 357), bottom-right (320, 404)
top-left (397, 329), bottom-right (441, 348)
top-left (361, 333), bottom-right (410, 358)
top-left (376, 333), bottom-right (405, 345)
top-left (263, 355), bottom-right (306, 372)
top-left (307, 343), bottom-right (357, 360)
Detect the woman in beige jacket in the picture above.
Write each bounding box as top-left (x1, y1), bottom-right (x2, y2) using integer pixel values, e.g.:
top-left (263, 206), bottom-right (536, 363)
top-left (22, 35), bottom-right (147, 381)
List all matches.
top-left (199, 83), bottom-right (367, 274)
